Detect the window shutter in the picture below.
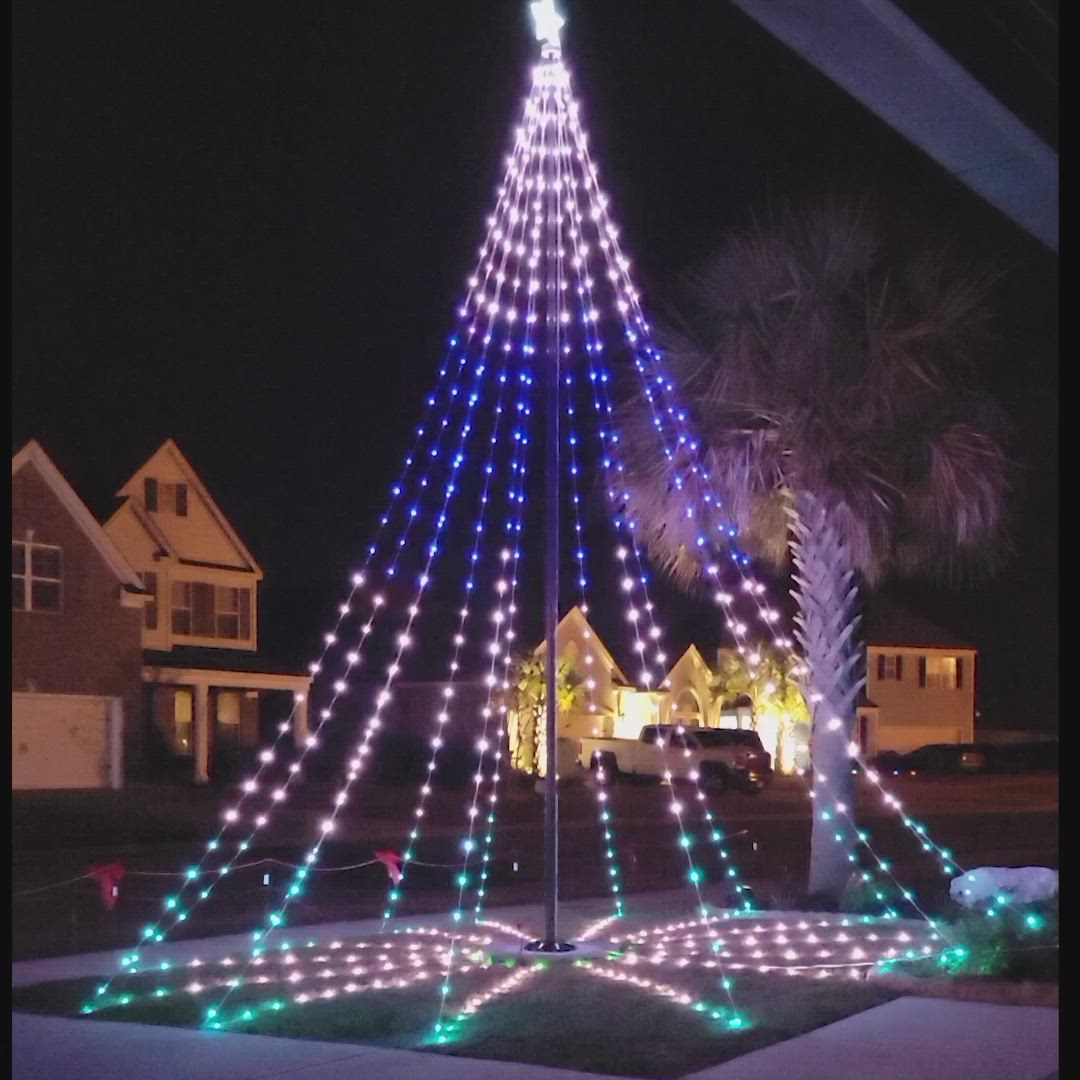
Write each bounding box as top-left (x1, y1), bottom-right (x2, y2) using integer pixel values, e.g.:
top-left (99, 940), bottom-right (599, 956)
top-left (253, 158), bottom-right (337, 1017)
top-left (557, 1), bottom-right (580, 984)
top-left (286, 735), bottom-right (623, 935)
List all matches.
top-left (896, 655), bottom-right (903, 681)
top-left (144, 478), bottom-right (158, 511)
top-left (175, 484), bottom-right (189, 517)
top-left (918, 657), bottom-right (927, 688)
top-left (956, 658), bottom-right (964, 690)
top-left (192, 583), bottom-right (215, 636)
top-left (876, 654), bottom-right (885, 680)
top-left (239, 589), bottom-right (251, 640)
top-left (143, 571), bottom-right (158, 630)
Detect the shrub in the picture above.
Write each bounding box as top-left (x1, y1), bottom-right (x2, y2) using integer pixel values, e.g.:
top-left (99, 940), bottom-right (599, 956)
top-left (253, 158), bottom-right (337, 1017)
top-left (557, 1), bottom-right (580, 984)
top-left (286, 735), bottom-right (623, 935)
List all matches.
top-left (932, 898), bottom-right (1058, 980)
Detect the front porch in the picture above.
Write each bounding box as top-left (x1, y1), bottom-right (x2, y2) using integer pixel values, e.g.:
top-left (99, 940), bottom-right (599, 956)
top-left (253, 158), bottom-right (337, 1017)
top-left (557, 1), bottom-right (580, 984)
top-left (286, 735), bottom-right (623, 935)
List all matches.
top-left (143, 663), bottom-right (312, 783)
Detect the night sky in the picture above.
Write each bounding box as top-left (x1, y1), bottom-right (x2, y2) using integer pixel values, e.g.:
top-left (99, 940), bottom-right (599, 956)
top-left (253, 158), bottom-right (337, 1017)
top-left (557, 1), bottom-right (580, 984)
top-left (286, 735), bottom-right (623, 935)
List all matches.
top-left (13, 2), bottom-right (1057, 730)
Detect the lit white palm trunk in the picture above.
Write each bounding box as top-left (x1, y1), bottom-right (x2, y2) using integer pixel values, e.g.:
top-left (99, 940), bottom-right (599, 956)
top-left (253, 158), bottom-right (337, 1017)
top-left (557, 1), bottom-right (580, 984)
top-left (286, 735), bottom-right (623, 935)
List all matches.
top-left (789, 494), bottom-right (866, 902)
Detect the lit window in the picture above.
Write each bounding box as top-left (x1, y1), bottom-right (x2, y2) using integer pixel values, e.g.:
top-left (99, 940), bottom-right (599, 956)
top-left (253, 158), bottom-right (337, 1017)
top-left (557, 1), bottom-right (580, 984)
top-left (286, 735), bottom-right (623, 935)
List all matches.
top-left (924, 656), bottom-right (959, 689)
top-left (174, 688), bottom-right (193, 755)
top-left (12, 541), bottom-right (62, 613)
top-left (217, 690), bottom-right (241, 728)
top-left (876, 654), bottom-right (904, 680)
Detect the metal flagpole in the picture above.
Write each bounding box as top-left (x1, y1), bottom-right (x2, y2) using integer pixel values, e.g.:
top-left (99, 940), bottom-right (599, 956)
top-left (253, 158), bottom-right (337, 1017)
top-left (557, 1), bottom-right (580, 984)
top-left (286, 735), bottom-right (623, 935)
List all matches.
top-left (527, 0), bottom-right (574, 954)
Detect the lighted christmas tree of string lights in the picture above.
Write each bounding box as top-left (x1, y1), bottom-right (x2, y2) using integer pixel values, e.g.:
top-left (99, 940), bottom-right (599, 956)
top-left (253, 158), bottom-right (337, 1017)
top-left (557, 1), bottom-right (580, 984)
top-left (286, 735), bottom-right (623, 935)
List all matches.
top-left (82, 0), bottom-right (1008, 1037)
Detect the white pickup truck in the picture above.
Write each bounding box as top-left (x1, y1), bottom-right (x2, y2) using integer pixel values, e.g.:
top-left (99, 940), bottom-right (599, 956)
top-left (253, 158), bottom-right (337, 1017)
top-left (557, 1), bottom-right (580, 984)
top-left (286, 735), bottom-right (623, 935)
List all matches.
top-left (579, 725), bottom-right (772, 793)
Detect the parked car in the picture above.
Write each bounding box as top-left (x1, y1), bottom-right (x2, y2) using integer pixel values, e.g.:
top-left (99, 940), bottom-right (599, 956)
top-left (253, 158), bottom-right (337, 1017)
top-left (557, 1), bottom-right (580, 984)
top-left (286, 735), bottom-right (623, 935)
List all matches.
top-left (578, 725), bottom-right (773, 793)
top-left (899, 743), bottom-right (988, 775)
top-left (869, 750), bottom-right (906, 776)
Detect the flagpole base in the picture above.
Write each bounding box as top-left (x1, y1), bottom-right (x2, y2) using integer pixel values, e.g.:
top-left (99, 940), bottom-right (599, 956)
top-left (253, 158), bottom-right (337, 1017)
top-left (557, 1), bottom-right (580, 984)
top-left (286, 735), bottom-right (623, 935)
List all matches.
top-left (524, 939), bottom-right (576, 954)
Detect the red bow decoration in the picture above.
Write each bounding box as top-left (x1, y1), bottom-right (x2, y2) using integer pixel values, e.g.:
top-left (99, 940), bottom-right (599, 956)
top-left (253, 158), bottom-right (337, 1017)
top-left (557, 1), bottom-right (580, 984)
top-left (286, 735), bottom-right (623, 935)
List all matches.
top-left (375, 850), bottom-right (403, 886)
top-left (90, 861), bottom-right (126, 911)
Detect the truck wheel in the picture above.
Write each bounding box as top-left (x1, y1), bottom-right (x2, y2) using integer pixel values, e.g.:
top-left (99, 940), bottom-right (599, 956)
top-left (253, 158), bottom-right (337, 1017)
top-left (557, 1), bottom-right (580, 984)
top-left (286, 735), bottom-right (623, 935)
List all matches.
top-left (700, 763), bottom-right (728, 793)
top-left (592, 752), bottom-right (619, 784)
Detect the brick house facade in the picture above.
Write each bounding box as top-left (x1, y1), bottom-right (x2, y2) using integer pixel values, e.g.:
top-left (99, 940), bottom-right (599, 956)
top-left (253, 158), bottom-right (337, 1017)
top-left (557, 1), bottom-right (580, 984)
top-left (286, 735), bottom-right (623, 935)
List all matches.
top-left (12, 442), bottom-right (150, 785)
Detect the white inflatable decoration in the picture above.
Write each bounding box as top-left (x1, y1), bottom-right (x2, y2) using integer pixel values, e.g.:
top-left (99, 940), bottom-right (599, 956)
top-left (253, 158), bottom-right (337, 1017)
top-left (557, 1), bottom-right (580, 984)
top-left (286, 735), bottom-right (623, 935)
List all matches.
top-left (950, 866), bottom-right (1059, 908)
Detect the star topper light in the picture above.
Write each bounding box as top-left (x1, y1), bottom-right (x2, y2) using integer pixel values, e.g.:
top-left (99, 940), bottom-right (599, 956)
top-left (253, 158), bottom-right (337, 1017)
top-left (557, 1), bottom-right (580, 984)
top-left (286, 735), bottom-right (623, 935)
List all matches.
top-left (531, 0), bottom-right (565, 51)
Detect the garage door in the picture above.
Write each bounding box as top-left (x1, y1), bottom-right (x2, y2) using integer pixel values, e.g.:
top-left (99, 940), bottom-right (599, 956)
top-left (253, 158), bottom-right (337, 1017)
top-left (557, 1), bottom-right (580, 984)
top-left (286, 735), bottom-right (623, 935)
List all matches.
top-left (12, 693), bottom-right (120, 790)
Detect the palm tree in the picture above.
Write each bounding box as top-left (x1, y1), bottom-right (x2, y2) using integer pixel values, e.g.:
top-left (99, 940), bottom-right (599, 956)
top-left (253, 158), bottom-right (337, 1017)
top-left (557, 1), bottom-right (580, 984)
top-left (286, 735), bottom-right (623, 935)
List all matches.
top-left (714, 646), bottom-right (809, 774)
top-left (504, 654), bottom-right (582, 776)
top-left (618, 205), bottom-right (1007, 901)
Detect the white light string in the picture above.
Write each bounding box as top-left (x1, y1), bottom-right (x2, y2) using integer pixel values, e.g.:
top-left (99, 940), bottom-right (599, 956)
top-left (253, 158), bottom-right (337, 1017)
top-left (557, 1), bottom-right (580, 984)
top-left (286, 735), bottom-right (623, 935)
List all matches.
top-left (96, 90), bottom-right (552, 995)
top-left (380, 106), bottom-right (546, 927)
top-left (443, 114), bottom-right (548, 929)
top-left (558, 123), bottom-right (759, 921)
top-left (434, 64), bottom-right (558, 1033)
top-left (558, 81), bottom-right (961, 927)
top-left (432, 379), bottom-right (534, 1032)
top-left (205, 220), bottom-right (539, 1027)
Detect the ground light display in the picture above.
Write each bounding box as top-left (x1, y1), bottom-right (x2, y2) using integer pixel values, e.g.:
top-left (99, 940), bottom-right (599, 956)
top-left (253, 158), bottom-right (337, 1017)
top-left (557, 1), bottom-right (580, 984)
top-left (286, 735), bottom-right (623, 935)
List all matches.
top-left (80, 0), bottom-right (1018, 1043)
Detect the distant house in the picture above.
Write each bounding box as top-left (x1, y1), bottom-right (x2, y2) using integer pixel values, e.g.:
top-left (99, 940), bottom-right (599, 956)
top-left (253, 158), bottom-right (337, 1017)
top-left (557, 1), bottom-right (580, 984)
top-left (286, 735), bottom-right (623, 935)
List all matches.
top-left (12, 441), bottom-right (149, 789)
top-left (12, 440), bottom-right (311, 788)
top-left (500, 608), bottom-right (751, 770)
top-left (860, 607), bottom-right (977, 757)
top-left (499, 605), bottom-right (975, 769)
top-left (102, 440), bottom-right (311, 783)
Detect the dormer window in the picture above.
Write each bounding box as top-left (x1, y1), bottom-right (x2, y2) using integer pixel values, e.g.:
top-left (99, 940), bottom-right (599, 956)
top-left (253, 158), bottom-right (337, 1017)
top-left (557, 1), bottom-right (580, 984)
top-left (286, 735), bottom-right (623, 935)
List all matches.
top-left (145, 478), bottom-right (188, 516)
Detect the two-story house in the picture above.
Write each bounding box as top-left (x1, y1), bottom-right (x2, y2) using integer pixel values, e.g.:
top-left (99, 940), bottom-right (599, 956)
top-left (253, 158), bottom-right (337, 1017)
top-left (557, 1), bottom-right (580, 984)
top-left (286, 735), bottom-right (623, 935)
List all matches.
top-left (103, 440), bottom-right (311, 783)
top-left (860, 606), bottom-right (977, 757)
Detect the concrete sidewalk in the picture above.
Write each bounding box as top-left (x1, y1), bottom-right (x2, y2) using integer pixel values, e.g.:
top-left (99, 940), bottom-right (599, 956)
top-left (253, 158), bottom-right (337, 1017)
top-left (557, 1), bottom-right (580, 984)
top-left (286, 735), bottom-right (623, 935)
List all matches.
top-left (686, 996), bottom-right (1058, 1080)
top-left (12, 996), bottom-right (1058, 1080)
top-left (11, 1012), bottom-right (622, 1080)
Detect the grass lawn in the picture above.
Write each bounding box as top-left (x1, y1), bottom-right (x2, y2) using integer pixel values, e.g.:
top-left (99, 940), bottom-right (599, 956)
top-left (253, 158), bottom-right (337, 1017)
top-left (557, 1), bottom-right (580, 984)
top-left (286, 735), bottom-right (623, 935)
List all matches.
top-left (12, 955), bottom-right (898, 1078)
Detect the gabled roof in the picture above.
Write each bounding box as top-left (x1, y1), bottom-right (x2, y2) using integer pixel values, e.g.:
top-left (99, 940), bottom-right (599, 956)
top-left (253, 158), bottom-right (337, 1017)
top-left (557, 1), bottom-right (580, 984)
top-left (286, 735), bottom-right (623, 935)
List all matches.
top-left (12, 441), bottom-right (146, 591)
top-left (125, 496), bottom-right (178, 558)
top-left (666, 644), bottom-right (715, 682)
top-left (113, 439), bottom-right (262, 575)
top-left (534, 605), bottom-right (631, 685)
top-left (864, 603), bottom-right (976, 651)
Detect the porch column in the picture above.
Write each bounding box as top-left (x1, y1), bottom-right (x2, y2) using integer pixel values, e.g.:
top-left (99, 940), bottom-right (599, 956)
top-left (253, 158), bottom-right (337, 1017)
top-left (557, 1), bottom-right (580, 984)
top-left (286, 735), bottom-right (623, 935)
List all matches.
top-left (293, 690), bottom-right (310, 745)
top-left (193, 682), bottom-right (210, 784)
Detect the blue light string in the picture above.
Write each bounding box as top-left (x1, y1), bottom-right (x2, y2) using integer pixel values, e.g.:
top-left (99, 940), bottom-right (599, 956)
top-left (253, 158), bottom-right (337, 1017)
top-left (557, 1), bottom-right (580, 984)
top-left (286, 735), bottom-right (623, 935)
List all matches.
top-left (565, 108), bottom-right (958, 919)
top-left (435, 63), bottom-right (561, 1036)
top-left (205, 272), bottom-right (533, 1031)
top-left (433, 291), bottom-right (536, 1039)
top-left (461, 360), bottom-right (535, 924)
top-left (99, 102), bottom-right (551, 992)
top-left (380, 122), bottom-right (543, 925)
top-left (546, 85), bottom-right (743, 1021)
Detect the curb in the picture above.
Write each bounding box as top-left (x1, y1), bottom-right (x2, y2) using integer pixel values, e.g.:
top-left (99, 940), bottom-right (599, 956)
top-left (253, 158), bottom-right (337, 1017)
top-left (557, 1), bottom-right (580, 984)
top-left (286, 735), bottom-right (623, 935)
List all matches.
top-left (871, 971), bottom-right (1059, 1007)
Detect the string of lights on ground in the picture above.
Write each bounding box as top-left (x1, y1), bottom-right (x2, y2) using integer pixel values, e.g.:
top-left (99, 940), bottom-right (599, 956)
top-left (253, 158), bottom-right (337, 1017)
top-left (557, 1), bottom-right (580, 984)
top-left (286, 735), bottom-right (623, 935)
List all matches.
top-left (80, 0), bottom-right (1025, 1041)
